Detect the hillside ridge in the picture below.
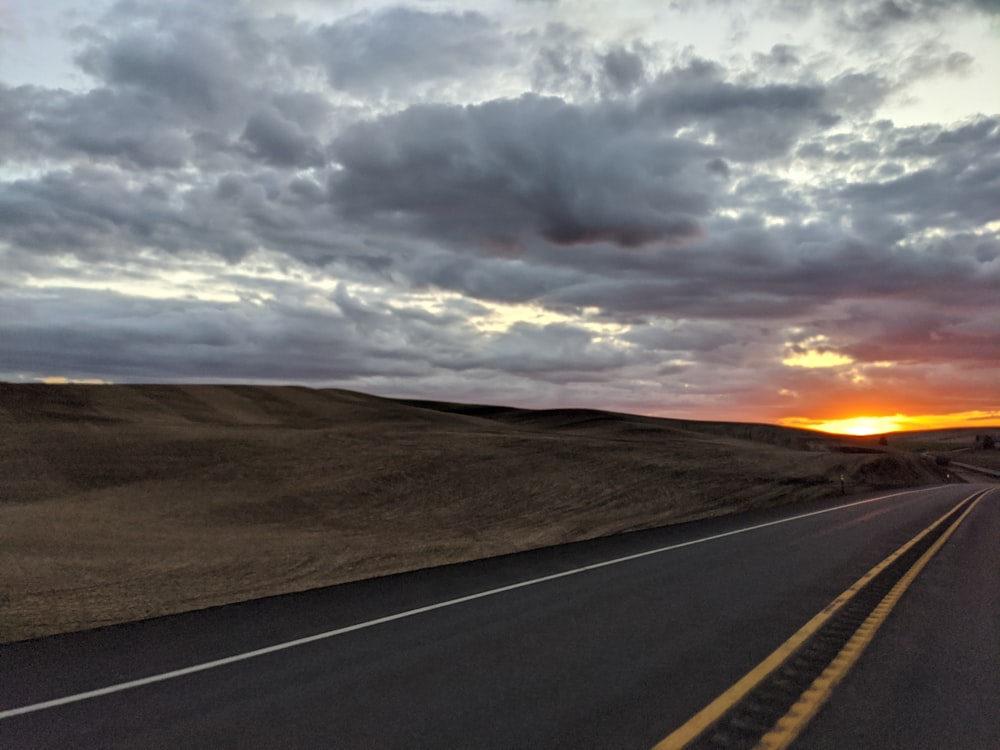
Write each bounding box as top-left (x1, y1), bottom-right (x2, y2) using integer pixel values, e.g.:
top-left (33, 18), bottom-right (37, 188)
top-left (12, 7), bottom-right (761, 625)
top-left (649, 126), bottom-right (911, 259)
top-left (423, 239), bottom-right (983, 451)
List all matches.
top-left (0, 383), bottom-right (951, 642)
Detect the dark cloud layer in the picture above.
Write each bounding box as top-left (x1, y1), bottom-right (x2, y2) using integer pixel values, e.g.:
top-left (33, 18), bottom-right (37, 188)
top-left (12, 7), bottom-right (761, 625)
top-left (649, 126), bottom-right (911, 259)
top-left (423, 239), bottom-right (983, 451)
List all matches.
top-left (638, 60), bottom-right (837, 160)
top-left (1, 0), bottom-right (998, 424)
top-left (329, 95), bottom-right (714, 248)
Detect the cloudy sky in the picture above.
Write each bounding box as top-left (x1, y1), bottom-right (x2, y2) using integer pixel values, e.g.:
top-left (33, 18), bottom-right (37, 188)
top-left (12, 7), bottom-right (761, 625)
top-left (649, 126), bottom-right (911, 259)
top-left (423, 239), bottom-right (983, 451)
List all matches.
top-left (2, 0), bottom-right (998, 432)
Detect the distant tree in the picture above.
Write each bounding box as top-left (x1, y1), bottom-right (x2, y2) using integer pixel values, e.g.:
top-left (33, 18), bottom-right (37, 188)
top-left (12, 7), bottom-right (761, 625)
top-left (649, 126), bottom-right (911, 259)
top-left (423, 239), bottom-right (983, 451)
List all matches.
top-left (984, 435), bottom-right (996, 450)
top-left (878, 436), bottom-right (888, 446)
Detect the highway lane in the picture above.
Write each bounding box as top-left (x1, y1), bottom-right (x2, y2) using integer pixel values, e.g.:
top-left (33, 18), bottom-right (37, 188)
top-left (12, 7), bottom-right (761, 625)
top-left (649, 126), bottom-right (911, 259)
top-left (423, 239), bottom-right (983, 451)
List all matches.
top-left (1, 483), bottom-right (996, 748)
top-left (797, 484), bottom-right (1000, 750)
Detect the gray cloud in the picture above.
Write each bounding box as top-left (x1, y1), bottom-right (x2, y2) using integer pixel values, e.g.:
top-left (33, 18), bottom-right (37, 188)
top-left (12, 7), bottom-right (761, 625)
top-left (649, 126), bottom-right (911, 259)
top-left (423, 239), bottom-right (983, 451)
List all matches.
top-left (812, 297), bottom-right (1000, 370)
top-left (240, 107), bottom-right (325, 167)
top-left (840, 117), bottom-right (1000, 233)
top-left (401, 253), bottom-right (589, 305)
top-left (752, 44), bottom-right (801, 72)
top-left (73, 1), bottom-right (307, 120)
top-left (329, 94), bottom-right (715, 249)
top-left (311, 7), bottom-right (511, 96)
top-left (637, 60), bottom-right (838, 160)
top-left (530, 23), bottom-right (593, 95)
top-left (1, 85), bottom-right (57, 162)
top-left (2, 0), bottom-right (998, 424)
top-left (770, 0), bottom-right (998, 30)
top-left (600, 45), bottom-right (646, 94)
top-left (0, 283), bottom-right (633, 390)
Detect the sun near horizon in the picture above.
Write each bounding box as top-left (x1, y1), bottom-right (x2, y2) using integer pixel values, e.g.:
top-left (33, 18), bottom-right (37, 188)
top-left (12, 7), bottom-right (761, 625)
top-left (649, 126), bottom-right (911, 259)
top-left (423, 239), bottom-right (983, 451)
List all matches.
top-left (781, 410), bottom-right (1000, 437)
top-left (799, 416), bottom-right (906, 436)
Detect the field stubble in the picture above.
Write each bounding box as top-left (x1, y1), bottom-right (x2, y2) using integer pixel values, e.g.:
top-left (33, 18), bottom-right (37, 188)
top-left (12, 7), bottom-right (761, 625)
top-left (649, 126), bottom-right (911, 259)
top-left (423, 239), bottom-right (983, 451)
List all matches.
top-left (0, 384), bottom-right (949, 642)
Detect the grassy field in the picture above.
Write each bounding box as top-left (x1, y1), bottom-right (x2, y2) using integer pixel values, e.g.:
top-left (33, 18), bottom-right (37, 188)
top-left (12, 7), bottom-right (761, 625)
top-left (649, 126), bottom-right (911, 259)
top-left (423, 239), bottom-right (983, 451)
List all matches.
top-left (0, 384), bottom-right (953, 643)
top-left (889, 427), bottom-right (999, 453)
top-left (887, 427), bottom-right (1000, 474)
top-left (947, 451), bottom-right (1000, 472)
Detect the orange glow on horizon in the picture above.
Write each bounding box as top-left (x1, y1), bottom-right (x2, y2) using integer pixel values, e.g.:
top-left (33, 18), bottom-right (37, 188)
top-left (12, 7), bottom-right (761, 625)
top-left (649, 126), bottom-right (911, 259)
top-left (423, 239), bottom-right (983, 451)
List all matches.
top-left (781, 410), bottom-right (1000, 436)
top-left (797, 416), bottom-right (904, 436)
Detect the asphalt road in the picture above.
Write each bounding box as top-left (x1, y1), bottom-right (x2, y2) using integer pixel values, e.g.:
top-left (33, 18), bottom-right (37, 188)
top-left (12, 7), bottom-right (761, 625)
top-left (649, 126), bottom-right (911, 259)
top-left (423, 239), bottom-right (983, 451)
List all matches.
top-left (2, 483), bottom-right (998, 749)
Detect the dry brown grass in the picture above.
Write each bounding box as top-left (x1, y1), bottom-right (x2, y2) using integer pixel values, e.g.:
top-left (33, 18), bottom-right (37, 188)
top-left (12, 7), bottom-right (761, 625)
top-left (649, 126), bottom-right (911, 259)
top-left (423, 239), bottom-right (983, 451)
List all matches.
top-left (0, 384), bottom-right (949, 643)
top-left (950, 451), bottom-right (1000, 471)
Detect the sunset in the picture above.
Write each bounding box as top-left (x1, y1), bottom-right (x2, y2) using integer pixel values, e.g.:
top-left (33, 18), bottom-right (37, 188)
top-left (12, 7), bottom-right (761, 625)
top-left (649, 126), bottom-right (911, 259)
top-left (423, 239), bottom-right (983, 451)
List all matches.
top-left (783, 413), bottom-right (977, 436)
top-left (2, 0), bottom-right (998, 427)
top-left (2, 2), bottom-right (1000, 742)
top-left (789, 415), bottom-right (907, 437)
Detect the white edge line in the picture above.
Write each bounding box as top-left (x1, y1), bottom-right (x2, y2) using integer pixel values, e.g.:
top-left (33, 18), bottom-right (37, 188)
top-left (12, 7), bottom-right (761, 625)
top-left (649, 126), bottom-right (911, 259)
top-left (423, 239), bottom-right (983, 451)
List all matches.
top-left (0, 487), bottom-right (933, 719)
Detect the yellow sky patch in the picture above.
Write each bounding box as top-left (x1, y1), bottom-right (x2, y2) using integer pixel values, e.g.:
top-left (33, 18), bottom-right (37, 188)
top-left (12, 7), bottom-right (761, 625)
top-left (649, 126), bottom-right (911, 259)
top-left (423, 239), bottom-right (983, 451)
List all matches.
top-left (469, 301), bottom-right (630, 340)
top-left (782, 350), bottom-right (854, 368)
top-left (25, 271), bottom-right (246, 303)
top-left (469, 302), bottom-right (574, 333)
top-left (782, 333), bottom-right (854, 368)
top-left (798, 415), bottom-right (905, 435)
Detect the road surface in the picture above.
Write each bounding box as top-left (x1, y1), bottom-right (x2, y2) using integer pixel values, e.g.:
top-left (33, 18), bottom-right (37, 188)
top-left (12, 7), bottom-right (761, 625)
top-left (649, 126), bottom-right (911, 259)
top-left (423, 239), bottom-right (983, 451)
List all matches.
top-left (2, 483), bottom-right (998, 749)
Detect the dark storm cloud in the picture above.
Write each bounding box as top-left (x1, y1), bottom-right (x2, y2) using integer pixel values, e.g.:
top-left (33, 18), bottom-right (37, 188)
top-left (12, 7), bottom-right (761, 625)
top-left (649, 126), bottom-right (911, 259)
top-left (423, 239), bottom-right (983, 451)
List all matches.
top-left (329, 94), bottom-right (715, 249)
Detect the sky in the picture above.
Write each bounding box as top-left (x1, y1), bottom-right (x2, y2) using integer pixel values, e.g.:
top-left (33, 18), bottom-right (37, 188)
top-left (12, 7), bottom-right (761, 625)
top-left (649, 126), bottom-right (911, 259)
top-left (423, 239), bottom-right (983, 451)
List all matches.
top-left (1, 0), bottom-right (999, 434)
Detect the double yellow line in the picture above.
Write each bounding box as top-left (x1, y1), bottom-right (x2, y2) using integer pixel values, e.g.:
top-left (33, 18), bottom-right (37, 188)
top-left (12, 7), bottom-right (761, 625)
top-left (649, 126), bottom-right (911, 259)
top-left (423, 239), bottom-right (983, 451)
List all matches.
top-left (653, 488), bottom-right (991, 750)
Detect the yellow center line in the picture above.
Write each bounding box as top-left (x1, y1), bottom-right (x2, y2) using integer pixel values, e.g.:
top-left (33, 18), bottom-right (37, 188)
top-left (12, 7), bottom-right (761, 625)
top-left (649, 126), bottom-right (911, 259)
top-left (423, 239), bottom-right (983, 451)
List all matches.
top-left (651, 488), bottom-right (988, 750)
top-left (755, 489), bottom-right (990, 749)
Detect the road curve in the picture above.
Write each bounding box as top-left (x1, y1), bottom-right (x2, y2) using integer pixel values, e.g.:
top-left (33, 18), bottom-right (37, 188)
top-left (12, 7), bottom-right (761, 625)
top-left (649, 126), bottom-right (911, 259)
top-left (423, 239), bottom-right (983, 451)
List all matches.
top-left (2, 484), bottom-right (998, 749)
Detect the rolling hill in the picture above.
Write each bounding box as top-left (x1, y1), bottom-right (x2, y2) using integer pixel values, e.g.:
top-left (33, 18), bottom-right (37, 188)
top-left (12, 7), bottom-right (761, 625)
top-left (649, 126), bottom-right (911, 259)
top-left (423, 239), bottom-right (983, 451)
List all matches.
top-left (0, 384), bottom-right (950, 642)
